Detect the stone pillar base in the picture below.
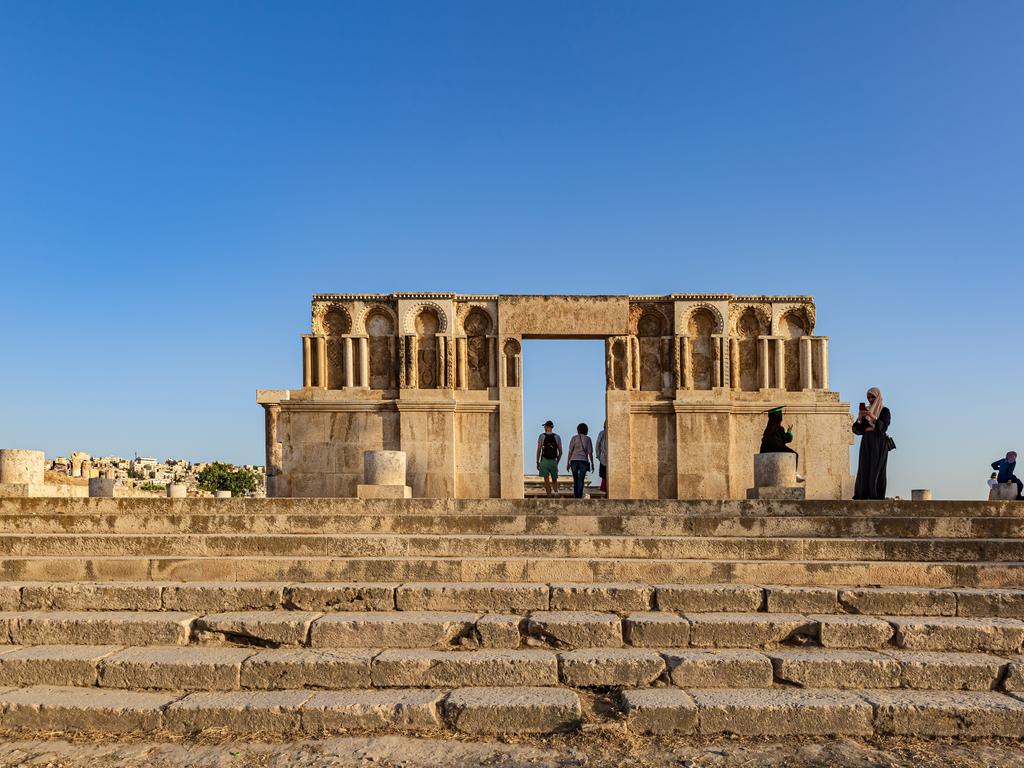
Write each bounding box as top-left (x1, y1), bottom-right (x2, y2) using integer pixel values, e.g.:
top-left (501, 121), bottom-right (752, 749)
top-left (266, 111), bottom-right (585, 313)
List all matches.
top-left (911, 489), bottom-right (933, 501)
top-left (88, 478), bottom-right (116, 498)
top-left (357, 484), bottom-right (412, 499)
top-left (746, 486), bottom-right (806, 500)
top-left (991, 483), bottom-right (1019, 501)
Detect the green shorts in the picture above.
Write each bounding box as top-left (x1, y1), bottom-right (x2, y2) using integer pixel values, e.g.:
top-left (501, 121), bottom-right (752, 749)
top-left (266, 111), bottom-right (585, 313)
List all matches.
top-left (538, 458), bottom-right (559, 480)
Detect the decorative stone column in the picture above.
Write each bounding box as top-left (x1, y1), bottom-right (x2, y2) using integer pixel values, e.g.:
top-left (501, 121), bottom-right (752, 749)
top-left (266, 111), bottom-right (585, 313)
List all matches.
top-left (343, 336), bottom-right (354, 388)
top-left (730, 337), bottom-right (740, 390)
top-left (488, 336), bottom-right (498, 387)
top-left (679, 336), bottom-right (691, 390)
top-left (818, 337), bottom-right (829, 390)
top-left (302, 336), bottom-right (313, 388)
top-left (358, 336), bottom-right (369, 388)
top-left (747, 454), bottom-right (804, 500)
top-left (661, 336), bottom-right (674, 390)
top-left (799, 336), bottom-right (813, 391)
top-left (357, 450), bottom-right (412, 498)
top-left (456, 337), bottom-right (468, 390)
top-left (316, 336), bottom-right (328, 389)
top-left (758, 337), bottom-right (770, 390)
top-left (629, 336), bottom-right (639, 390)
top-left (773, 338), bottom-right (785, 389)
top-left (711, 334), bottom-right (724, 388)
top-left (264, 403), bottom-right (282, 498)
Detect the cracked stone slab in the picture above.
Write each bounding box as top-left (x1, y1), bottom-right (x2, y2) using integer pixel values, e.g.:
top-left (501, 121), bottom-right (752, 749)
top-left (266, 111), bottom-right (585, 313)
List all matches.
top-left (767, 649), bottom-right (900, 688)
top-left (195, 611), bottom-right (320, 646)
top-left (889, 616), bottom-right (1024, 652)
top-left (7, 611), bottom-right (194, 646)
top-left (813, 614), bottom-right (894, 649)
top-left (656, 584), bottom-right (763, 612)
top-left (686, 613), bottom-right (814, 648)
top-left (623, 613), bottom-right (690, 648)
top-left (692, 688), bottom-right (874, 736)
top-left (865, 690), bottom-right (1024, 737)
top-left (241, 648), bottom-right (375, 689)
top-left (396, 583), bottom-right (547, 612)
top-left (956, 588), bottom-right (1024, 619)
top-left (623, 688), bottom-right (697, 734)
top-left (0, 645), bottom-right (121, 686)
top-left (20, 583), bottom-right (162, 611)
top-left (558, 648), bottom-right (665, 687)
top-left (164, 690), bottom-right (313, 733)
top-left (885, 650), bottom-right (1007, 691)
top-left (663, 649), bottom-right (772, 688)
top-left (99, 646), bottom-right (253, 690)
top-left (302, 689), bottom-right (444, 734)
top-left (549, 583), bottom-right (653, 612)
top-left (162, 583), bottom-right (285, 612)
top-left (284, 583), bottom-right (396, 612)
top-left (476, 614), bottom-right (522, 648)
top-left (838, 587), bottom-right (956, 617)
top-left (0, 685), bottom-right (176, 732)
top-left (310, 612), bottom-right (480, 649)
top-left (444, 687), bottom-right (581, 734)
top-left (524, 611), bottom-right (621, 648)
top-left (373, 648), bottom-right (557, 687)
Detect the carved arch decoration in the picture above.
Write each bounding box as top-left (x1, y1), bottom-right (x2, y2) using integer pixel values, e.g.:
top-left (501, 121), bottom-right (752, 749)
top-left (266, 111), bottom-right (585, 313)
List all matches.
top-left (355, 302), bottom-right (397, 335)
top-left (363, 304), bottom-right (398, 390)
top-left (402, 301), bottom-right (449, 335)
top-left (682, 302), bottom-right (725, 335)
top-left (312, 302), bottom-right (352, 337)
top-left (455, 301), bottom-right (496, 335)
top-left (503, 338), bottom-right (521, 387)
top-left (774, 303), bottom-right (815, 335)
top-left (728, 303), bottom-right (771, 336)
top-left (777, 305), bottom-right (813, 392)
top-left (462, 307), bottom-right (493, 390)
top-left (629, 302), bottom-right (673, 337)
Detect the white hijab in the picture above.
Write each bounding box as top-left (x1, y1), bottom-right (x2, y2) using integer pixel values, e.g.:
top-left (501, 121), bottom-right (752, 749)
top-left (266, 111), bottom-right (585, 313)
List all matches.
top-left (866, 387), bottom-right (884, 421)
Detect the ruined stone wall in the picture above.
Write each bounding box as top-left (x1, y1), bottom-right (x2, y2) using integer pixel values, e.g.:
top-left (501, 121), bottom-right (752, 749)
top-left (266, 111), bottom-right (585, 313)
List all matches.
top-left (259, 293), bottom-right (851, 500)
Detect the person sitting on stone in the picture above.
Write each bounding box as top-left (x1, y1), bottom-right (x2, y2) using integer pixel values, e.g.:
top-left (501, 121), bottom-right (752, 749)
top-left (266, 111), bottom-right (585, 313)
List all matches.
top-left (992, 451), bottom-right (1023, 500)
top-left (760, 406), bottom-right (804, 482)
top-left (535, 420), bottom-right (562, 497)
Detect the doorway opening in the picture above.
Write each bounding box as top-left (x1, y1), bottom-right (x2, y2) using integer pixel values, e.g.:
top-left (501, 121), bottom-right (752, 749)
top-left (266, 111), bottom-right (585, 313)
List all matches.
top-left (521, 339), bottom-right (606, 498)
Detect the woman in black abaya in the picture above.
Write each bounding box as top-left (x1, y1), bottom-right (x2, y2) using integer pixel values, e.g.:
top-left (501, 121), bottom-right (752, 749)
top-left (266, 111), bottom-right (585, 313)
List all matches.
top-left (852, 387), bottom-right (891, 499)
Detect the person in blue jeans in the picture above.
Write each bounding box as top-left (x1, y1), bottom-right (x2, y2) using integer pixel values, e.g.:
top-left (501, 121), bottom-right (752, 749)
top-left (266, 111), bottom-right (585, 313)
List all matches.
top-left (992, 451), bottom-right (1023, 500)
top-left (566, 423), bottom-right (595, 499)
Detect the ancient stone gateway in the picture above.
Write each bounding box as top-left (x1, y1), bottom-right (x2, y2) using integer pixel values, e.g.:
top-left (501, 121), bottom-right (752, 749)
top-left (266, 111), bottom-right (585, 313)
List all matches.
top-left (257, 294), bottom-right (852, 499)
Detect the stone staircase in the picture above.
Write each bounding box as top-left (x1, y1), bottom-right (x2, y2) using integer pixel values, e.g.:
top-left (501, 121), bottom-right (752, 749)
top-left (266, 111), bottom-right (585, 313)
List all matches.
top-left (0, 497), bottom-right (1022, 738)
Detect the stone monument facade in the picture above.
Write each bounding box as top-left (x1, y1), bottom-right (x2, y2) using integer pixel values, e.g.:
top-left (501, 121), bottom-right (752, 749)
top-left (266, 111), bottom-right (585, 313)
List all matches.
top-left (257, 293), bottom-right (853, 499)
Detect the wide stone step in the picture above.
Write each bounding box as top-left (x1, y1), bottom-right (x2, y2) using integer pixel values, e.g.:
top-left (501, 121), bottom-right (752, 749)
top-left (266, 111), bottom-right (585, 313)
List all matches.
top-left (1, 684), bottom-right (1023, 736)
top-left (3, 581), bottom-right (1024, 617)
top-left (3, 533), bottom-right (1024, 562)
top-left (1, 609), bottom-right (1022, 653)
top-left (4, 644), bottom-right (1020, 692)
top-left (622, 687), bottom-right (1024, 736)
top-left (1, 555), bottom-right (1021, 587)
top-left (2, 513), bottom-right (1023, 538)
top-left (5, 498), bottom-right (1023, 519)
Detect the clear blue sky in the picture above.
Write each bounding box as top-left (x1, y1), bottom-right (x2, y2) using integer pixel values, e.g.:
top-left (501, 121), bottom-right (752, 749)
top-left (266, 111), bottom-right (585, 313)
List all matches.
top-left (2, 2), bottom-right (1021, 499)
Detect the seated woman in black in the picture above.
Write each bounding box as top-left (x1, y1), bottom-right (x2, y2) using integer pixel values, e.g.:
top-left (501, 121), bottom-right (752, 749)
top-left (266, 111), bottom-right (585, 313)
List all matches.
top-left (760, 406), bottom-right (804, 482)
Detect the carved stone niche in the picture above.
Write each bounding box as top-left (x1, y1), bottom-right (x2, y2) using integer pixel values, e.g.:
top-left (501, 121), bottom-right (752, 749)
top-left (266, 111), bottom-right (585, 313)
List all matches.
top-left (606, 336), bottom-right (629, 391)
top-left (415, 307), bottom-right (441, 389)
top-left (463, 308), bottom-right (492, 390)
top-left (503, 339), bottom-right (521, 387)
top-left (632, 305), bottom-right (671, 392)
top-left (364, 305), bottom-right (397, 390)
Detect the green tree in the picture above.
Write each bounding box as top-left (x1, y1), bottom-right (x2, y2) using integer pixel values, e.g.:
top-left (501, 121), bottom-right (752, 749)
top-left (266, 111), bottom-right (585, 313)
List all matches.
top-left (197, 463), bottom-right (258, 497)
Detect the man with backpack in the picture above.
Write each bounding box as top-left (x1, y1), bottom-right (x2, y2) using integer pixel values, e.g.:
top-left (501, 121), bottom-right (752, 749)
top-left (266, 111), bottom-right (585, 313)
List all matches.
top-left (536, 420), bottom-right (563, 497)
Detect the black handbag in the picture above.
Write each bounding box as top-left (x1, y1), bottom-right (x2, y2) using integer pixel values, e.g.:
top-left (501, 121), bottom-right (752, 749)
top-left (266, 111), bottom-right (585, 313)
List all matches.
top-left (886, 436), bottom-right (896, 451)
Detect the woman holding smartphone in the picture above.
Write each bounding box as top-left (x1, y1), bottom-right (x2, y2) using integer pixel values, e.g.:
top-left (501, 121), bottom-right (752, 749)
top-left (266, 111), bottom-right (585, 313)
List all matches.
top-left (852, 387), bottom-right (892, 499)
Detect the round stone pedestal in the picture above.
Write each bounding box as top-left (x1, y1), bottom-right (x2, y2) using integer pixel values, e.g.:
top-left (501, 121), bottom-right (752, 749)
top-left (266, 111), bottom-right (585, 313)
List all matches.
top-left (753, 453), bottom-right (797, 488)
top-left (0, 449), bottom-right (44, 485)
top-left (364, 451), bottom-right (407, 486)
top-left (214, 490), bottom-right (232, 499)
top-left (911, 489), bottom-right (933, 501)
top-left (88, 478), bottom-right (115, 498)
top-left (167, 483), bottom-right (187, 498)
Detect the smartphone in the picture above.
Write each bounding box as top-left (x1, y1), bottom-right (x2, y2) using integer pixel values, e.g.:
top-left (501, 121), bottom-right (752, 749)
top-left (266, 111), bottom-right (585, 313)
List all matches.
top-left (858, 402), bottom-right (867, 412)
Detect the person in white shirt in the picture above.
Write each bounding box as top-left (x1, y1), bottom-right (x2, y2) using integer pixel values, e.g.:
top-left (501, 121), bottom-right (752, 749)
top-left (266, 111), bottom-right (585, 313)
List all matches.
top-left (566, 423), bottom-right (595, 499)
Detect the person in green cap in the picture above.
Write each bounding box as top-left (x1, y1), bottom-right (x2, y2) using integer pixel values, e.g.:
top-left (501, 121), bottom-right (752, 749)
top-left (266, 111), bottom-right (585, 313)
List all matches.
top-left (760, 406), bottom-right (804, 482)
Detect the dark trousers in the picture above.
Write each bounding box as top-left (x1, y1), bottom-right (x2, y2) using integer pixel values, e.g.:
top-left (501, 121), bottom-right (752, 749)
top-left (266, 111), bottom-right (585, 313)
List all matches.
top-left (570, 460), bottom-right (589, 499)
top-left (1011, 475), bottom-right (1024, 499)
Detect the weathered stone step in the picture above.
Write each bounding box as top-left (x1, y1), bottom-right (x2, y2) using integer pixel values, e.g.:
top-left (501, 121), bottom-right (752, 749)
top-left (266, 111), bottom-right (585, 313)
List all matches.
top-left (623, 687), bottom-right (1024, 736)
top-left (2, 609), bottom-right (1022, 653)
top-left (5, 498), bottom-right (1024, 519)
top-left (2, 533), bottom-right (1024, 563)
top-left (1, 684), bottom-right (1023, 736)
top-left (2, 514), bottom-right (1022, 538)
top-left (4, 644), bottom-right (1020, 692)
top-left (1, 555), bottom-right (1021, 587)
top-left (3, 581), bottom-right (1024, 617)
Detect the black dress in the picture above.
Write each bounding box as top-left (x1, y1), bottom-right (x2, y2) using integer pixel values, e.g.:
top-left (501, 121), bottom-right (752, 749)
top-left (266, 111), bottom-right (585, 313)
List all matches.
top-left (760, 427), bottom-right (797, 456)
top-left (852, 407), bottom-right (891, 500)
